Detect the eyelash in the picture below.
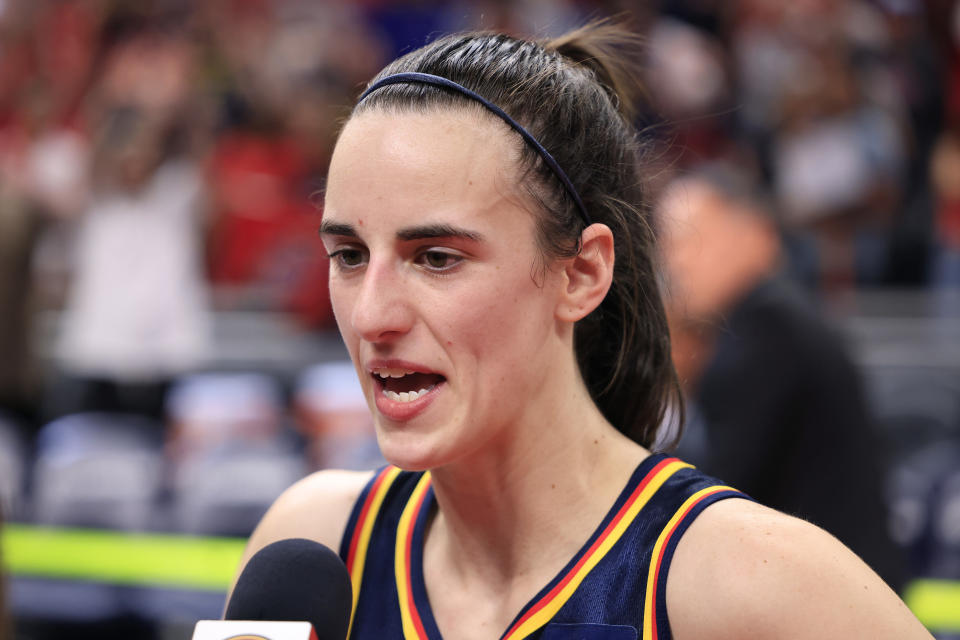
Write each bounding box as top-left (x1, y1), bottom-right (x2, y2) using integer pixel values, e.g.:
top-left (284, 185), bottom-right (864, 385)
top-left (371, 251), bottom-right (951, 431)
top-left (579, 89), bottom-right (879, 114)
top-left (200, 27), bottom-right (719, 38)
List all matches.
top-left (415, 249), bottom-right (463, 272)
top-left (328, 247), bottom-right (367, 270)
top-left (326, 247), bottom-right (464, 274)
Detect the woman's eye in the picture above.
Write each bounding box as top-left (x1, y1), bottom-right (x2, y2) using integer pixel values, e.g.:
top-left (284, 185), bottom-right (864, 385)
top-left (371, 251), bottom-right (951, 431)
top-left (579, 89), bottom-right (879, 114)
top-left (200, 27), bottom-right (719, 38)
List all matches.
top-left (420, 251), bottom-right (461, 270)
top-left (330, 248), bottom-right (366, 268)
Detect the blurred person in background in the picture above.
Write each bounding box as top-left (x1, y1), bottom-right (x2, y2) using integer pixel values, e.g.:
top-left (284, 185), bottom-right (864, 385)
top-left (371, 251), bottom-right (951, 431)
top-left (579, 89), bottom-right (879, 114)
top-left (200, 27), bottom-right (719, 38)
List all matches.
top-left (633, 1), bottom-right (918, 292)
top-left (0, 129), bottom-right (46, 427)
top-left (931, 118), bottom-right (960, 290)
top-left (642, 12), bottom-right (734, 166)
top-left (929, 0), bottom-right (960, 293)
top-left (770, 37), bottom-right (906, 291)
top-left (726, 1), bottom-right (910, 290)
top-left (0, 0), bottom-right (97, 428)
top-left (659, 166), bottom-right (905, 591)
top-left (200, 0), bottom-right (385, 329)
top-left (877, 0), bottom-right (949, 285)
top-left (50, 17), bottom-right (212, 422)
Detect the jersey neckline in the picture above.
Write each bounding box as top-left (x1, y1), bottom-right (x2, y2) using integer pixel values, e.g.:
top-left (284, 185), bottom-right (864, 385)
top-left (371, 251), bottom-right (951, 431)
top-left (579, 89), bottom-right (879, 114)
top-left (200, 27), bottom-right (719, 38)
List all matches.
top-left (396, 452), bottom-right (691, 640)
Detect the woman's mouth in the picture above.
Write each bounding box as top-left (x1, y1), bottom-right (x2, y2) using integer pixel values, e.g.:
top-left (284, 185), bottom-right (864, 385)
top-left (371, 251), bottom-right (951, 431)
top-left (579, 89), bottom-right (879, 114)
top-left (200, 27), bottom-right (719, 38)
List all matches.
top-left (370, 367), bottom-right (446, 418)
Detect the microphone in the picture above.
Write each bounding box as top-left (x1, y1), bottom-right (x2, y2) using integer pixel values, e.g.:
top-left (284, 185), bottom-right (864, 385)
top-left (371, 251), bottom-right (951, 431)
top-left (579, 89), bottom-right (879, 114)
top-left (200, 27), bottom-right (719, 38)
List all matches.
top-left (192, 538), bottom-right (353, 640)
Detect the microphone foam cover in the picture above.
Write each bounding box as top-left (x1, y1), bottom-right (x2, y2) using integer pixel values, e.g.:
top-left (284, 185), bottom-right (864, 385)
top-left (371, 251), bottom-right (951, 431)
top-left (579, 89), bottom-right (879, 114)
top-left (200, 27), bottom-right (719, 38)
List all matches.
top-left (225, 538), bottom-right (352, 640)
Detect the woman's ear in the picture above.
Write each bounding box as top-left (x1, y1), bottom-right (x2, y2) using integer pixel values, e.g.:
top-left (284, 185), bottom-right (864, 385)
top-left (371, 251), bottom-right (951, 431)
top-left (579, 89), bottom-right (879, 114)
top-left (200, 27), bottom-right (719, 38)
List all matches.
top-left (557, 223), bottom-right (615, 322)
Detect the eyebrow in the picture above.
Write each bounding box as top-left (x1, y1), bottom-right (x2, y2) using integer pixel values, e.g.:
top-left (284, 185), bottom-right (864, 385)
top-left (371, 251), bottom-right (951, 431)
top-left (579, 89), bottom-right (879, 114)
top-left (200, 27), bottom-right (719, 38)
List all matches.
top-left (396, 223), bottom-right (484, 243)
top-left (318, 221), bottom-right (357, 237)
top-left (319, 221), bottom-right (484, 243)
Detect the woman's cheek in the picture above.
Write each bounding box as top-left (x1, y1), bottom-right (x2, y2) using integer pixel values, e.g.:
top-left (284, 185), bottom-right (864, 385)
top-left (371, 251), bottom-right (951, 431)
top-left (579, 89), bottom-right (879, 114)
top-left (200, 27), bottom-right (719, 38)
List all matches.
top-left (329, 286), bottom-right (358, 343)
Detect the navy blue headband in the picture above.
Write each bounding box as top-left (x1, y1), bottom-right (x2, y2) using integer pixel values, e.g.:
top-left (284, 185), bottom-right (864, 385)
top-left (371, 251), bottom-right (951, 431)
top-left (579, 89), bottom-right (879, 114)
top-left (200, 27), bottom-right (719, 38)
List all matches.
top-left (357, 72), bottom-right (592, 226)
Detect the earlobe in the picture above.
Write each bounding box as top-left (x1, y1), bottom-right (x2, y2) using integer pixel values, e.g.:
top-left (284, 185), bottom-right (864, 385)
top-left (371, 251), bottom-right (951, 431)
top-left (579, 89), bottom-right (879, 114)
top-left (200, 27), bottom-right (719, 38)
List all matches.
top-left (557, 223), bottom-right (615, 322)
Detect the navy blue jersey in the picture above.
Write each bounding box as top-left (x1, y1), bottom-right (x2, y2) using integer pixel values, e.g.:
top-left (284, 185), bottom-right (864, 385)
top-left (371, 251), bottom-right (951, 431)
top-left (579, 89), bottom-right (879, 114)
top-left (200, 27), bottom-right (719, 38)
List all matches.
top-left (339, 453), bottom-right (749, 640)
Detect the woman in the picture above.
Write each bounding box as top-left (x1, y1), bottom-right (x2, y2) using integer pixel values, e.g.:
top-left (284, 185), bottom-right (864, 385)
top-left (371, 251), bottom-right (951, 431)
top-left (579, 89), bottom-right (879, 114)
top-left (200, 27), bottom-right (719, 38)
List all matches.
top-left (234, 24), bottom-right (932, 639)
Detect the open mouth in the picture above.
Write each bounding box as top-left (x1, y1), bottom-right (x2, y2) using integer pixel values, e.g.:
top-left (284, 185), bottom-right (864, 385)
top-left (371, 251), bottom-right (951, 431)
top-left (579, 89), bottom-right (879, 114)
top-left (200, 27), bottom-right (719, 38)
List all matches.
top-left (371, 367), bottom-right (446, 403)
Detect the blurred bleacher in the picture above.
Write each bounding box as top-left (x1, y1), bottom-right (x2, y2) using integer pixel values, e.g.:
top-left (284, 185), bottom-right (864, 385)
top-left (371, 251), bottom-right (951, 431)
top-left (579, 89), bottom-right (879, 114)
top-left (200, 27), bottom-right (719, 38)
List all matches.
top-left (3, 314), bottom-right (359, 638)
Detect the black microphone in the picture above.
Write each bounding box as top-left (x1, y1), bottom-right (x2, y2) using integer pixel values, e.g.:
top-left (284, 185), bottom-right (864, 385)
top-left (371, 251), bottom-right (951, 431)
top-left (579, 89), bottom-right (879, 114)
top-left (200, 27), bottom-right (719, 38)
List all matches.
top-left (193, 538), bottom-right (353, 640)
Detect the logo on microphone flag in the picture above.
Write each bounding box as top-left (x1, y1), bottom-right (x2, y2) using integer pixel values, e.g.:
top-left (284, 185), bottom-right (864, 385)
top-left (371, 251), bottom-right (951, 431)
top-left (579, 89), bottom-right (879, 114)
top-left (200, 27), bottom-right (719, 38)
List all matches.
top-left (192, 620), bottom-right (319, 640)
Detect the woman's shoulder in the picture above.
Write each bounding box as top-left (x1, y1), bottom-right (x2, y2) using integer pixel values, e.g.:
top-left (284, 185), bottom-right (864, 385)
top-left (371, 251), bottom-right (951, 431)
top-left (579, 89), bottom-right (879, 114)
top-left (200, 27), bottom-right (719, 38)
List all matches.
top-left (666, 498), bottom-right (931, 640)
top-left (227, 468), bottom-right (375, 596)
top-left (251, 468), bottom-right (374, 552)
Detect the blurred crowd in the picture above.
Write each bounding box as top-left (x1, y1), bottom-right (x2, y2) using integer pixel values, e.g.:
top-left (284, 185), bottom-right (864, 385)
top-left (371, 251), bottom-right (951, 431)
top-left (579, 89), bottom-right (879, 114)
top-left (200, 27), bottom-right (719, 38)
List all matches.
top-left (0, 0), bottom-right (389, 427)
top-left (640, 0), bottom-right (960, 292)
top-left (1, 0), bottom-right (960, 635)
top-left (0, 0), bottom-right (957, 433)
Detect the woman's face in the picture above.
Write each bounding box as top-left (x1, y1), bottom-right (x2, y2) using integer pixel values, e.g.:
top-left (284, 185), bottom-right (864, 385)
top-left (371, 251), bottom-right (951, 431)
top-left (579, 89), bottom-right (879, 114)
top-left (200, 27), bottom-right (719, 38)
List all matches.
top-left (321, 109), bottom-right (569, 470)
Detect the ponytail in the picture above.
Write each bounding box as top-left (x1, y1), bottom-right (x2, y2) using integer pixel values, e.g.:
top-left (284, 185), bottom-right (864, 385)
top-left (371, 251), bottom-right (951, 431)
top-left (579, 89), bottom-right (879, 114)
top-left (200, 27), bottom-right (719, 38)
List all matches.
top-left (544, 20), bottom-right (645, 123)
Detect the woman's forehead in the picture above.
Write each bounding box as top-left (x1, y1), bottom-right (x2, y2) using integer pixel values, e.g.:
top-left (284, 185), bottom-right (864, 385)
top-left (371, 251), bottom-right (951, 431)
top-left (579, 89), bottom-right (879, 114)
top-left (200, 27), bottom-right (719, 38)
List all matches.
top-left (324, 109), bottom-right (527, 222)
top-left (334, 108), bottom-right (518, 170)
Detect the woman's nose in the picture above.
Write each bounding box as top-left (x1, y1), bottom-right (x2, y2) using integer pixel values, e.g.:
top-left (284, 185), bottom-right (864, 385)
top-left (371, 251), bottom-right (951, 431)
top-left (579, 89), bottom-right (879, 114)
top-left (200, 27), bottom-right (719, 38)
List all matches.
top-left (349, 261), bottom-right (415, 343)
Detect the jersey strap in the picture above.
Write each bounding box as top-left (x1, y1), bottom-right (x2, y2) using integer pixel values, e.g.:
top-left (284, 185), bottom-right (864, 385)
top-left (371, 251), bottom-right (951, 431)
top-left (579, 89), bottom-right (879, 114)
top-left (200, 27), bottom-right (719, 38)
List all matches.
top-left (642, 485), bottom-right (746, 640)
top-left (395, 472), bottom-right (434, 640)
top-left (341, 465), bottom-right (403, 637)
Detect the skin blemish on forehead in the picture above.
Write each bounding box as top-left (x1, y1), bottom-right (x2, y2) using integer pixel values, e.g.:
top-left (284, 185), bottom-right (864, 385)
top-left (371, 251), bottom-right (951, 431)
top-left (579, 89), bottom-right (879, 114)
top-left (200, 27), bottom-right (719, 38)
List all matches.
top-left (358, 219), bottom-right (364, 226)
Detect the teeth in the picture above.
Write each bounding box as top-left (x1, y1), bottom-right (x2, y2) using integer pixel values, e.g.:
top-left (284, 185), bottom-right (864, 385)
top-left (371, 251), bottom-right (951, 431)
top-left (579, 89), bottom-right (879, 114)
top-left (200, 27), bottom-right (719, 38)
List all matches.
top-left (382, 386), bottom-right (435, 403)
top-left (372, 367), bottom-right (415, 379)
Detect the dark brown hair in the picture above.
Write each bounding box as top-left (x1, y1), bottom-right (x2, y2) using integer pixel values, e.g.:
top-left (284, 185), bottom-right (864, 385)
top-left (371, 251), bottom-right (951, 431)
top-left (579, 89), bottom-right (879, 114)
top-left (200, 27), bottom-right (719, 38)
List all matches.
top-left (351, 23), bottom-right (682, 449)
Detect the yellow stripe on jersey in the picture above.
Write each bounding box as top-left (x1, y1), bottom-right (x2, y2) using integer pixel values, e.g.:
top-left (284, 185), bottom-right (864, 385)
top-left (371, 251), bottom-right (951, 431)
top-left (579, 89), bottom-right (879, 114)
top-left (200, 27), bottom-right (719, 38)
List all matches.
top-left (346, 466), bottom-right (402, 638)
top-left (503, 459), bottom-right (692, 640)
top-left (395, 472), bottom-right (433, 640)
top-left (642, 485), bottom-right (735, 640)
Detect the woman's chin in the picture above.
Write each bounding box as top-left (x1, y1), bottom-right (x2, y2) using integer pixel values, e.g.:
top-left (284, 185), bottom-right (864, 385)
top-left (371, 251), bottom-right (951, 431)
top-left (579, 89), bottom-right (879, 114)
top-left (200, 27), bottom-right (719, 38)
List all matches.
top-left (375, 433), bottom-right (445, 472)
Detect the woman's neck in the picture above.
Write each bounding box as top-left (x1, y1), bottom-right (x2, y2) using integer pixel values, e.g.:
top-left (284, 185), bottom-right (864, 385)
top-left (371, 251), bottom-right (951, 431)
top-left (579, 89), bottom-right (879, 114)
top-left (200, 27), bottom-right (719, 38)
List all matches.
top-left (425, 398), bottom-right (648, 589)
